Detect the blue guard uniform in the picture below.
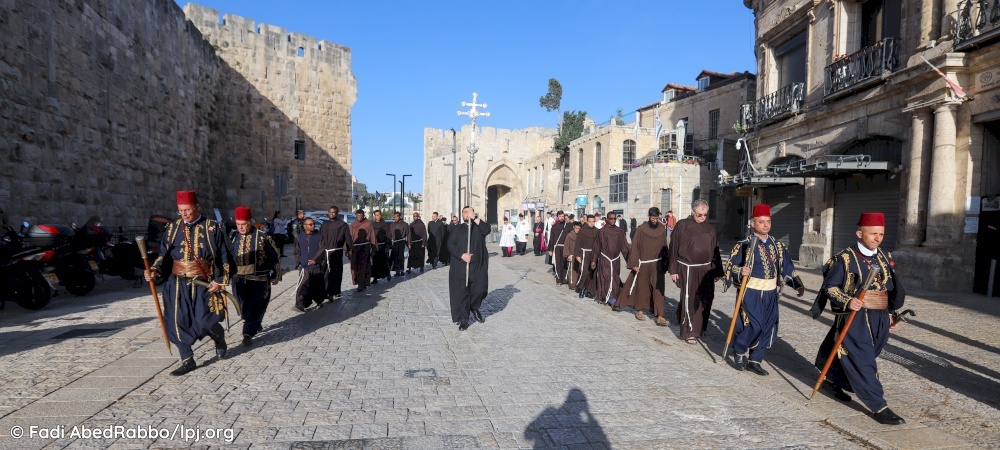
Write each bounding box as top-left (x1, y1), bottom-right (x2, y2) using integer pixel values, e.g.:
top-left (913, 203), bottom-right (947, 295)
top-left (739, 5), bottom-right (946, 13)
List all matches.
top-left (231, 206), bottom-right (281, 345)
top-left (151, 190), bottom-right (235, 375)
top-left (811, 212), bottom-right (906, 425)
top-left (724, 229), bottom-right (803, 372)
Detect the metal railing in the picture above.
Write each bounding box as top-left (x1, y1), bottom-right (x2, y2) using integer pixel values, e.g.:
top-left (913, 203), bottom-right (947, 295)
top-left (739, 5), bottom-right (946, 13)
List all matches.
top-left (824, 38), bottom-right (899, 97)
top-left (740, 82), bottom-right (804, 130)
top-left (628, 150), bottom-right (705, 170)
top-left (955, 0), bottom-right (1000, 49)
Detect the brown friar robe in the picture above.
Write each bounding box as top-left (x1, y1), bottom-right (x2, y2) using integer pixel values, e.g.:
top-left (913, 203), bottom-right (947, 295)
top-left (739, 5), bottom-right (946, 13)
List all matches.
top-left (668, 216), bottom-right (724, 339)
top-left (619, 221), bottom-right (668, 317)
top-left (594, 223), bottom-right (630, 303)
top-left (348, 218), bottom-right (378, 288)
top-left (563, 229), bottom-right (579, 290)
top-left (574, 225), bottom-right (600, 295)
top-left (549, 221), bottom-right (569, 283)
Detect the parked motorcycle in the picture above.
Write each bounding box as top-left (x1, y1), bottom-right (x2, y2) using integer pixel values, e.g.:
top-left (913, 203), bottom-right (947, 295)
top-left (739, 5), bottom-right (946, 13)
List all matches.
top-left (1, 222), bottom-right (57, 310)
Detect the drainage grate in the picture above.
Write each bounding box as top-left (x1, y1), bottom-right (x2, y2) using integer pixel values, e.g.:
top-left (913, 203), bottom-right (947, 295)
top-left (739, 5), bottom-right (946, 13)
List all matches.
top-left (404, 368), bottom-right (437, 378)
top-left (51, 328), bottom-right (120, 339)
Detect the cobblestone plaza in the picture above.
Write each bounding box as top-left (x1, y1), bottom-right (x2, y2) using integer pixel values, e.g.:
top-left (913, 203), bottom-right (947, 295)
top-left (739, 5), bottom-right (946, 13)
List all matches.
top-left (0, 245), bottom-right (997, 449)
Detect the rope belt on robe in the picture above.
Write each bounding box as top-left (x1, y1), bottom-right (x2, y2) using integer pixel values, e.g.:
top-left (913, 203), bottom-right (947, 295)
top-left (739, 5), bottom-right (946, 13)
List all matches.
top-left (678, 260), bottom-right (713, 331)
top-left (578, 249), bottom-right (592, 284)
top-left (628, 258), bottom-right (661, 296)
top-left (601, 252), bottom-right (620, 302)
top-left (325, 247), bottom-right (343, 269)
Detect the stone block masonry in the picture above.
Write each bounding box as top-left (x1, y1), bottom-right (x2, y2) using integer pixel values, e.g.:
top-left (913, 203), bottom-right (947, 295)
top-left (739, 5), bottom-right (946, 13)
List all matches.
top-left (0, 1), bottom-right (356, 226)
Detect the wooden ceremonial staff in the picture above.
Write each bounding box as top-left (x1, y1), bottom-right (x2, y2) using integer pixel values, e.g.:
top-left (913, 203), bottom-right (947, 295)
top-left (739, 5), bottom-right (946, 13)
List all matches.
top-left (809, 265), bottom-right (882, 400)
top-left (722, 235), bottom-right (758, 360)
top-left (135, 236), bottom-right (172, 355)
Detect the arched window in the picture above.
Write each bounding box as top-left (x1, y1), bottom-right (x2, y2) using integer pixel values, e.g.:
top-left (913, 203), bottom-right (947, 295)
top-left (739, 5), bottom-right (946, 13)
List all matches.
top-left (595, 143), bottom-right (602, 181)
top-left (692, 187), bottom-right (701, 207)
top-left (623, 140), bottom-right (636, 167)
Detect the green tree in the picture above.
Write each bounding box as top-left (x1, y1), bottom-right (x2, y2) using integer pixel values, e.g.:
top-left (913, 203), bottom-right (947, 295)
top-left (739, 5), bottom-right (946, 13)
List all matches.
top-left (539, 78), bottom-right (563, 130)
top-left (552, 110), bottom-right (587, 157)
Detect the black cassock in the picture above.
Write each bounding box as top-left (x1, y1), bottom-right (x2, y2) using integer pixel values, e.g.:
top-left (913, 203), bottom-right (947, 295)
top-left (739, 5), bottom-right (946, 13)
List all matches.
top-left (372, 220), bottom-right (391, 280)
top-left (408, 219), bottom-right (428, 270)
top-left (427, 219), bottom-right (443, 267)
top-left (437, 219), bottom-right (451, 266)
top-left (447, 219), bottom-right (491, 323)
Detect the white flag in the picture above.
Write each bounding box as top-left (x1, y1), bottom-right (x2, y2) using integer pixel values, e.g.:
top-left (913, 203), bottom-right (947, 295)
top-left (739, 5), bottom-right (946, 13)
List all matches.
top-left (654, 110), bottom-right (663, 146)
top-left (633, 111), bottom-right (639, 141)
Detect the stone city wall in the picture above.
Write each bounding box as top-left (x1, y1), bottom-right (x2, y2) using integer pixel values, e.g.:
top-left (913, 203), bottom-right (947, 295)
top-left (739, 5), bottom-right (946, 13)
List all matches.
top-left (0, 0), bottom-right (355, 227)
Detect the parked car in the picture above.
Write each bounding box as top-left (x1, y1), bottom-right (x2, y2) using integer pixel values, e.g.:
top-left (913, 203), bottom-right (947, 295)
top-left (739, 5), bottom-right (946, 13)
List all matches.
top-left (305, 211), bottom-right (356, 228)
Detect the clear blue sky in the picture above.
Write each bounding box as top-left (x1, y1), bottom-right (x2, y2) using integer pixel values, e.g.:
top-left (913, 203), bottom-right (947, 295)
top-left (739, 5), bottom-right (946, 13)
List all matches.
top-left (177, 1), bottom-right (757, 195)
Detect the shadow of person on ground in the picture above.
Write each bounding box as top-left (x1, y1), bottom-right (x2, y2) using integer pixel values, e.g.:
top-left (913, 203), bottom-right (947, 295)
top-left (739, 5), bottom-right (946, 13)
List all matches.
top-left (525, 388), bottom-right (610, 449)
top-left (479, 284), bottom-right (519, 320)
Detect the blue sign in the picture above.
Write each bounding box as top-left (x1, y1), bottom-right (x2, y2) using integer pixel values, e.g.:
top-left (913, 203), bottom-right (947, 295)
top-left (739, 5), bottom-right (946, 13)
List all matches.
top-left (576, 195), bottom-right (588, 206)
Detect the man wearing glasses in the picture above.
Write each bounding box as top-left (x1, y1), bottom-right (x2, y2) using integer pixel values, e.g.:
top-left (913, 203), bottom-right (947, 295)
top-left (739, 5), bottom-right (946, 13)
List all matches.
top-left (668, 199), bottom-right (724, 344)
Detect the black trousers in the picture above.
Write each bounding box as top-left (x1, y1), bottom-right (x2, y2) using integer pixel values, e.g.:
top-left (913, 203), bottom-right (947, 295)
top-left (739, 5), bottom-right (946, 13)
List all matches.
top-left (516, 241), bottom-right (527, 255)
top-left (325, 249), bottom-right (344, 297)
top-left (295, 268), bottom-right (325, 309)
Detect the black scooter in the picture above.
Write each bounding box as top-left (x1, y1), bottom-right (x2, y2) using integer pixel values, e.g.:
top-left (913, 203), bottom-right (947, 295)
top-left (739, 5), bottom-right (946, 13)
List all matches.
top-left (0, 223), bottom-right (55, 310)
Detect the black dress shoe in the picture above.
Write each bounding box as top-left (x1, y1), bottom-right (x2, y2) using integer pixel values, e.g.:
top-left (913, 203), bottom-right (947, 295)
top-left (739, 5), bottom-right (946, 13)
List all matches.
top-left (473, 309), bottom-right (485, 323)
top-left (458, 320), bottom-right (470, 331)
top-left (823, 381), bottom-right (852, 402)
top-left (170, 358), bottom-right (197, 376)
top-left (734, 354), bottom-right (747, 371)
top-left (873, 407), bottom-right (906, 425)
top-left (242, 335), bottom-right (253, 347)
top-left (210, 323), bottom-right (227, 360)
top-left (577, 290), bottom-right (585, 298)
top-left (746, 361), bottom-right (769, 376)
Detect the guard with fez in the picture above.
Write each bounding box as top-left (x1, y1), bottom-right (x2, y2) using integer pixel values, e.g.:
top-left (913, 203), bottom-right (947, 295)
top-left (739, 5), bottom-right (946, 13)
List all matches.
top-left (810, 212), bottom-right (907, 425)
top-left (145, 190), bottom-right (235, 376)
top-left (231, 206), bottom-right (281, 347)
top-left (722, 204), bottom-right (804, 376)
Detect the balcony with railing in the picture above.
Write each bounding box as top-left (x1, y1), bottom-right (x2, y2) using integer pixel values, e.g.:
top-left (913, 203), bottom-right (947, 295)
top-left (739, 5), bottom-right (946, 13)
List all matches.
top-left (824, 38), bottom-right (899, 99)
top-left (628, 150), bottom-right (705, 170)
top-left (739, 82), bottom-right (804, 130)
top-left (955, 0), bottom-right (1000, 50)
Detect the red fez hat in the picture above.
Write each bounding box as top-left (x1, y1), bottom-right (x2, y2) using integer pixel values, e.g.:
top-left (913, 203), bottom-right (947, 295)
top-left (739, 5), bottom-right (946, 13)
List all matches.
top-left (752, 204), bottom-right (771, 218)
top-left (235, 206), bottom-right (252, 221)
top-left (176, 190), bottom-right (198, 205)
top-left (858, 212), bottom-right (885, 227)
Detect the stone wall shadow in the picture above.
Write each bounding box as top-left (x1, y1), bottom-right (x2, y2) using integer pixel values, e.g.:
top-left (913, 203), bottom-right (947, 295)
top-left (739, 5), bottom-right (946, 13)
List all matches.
top-left (524, 388), bottom-right (610, 449)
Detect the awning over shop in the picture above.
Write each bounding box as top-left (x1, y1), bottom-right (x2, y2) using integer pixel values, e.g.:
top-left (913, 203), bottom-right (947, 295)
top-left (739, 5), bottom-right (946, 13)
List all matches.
top-left (718, 154), bottom-right (897, 187)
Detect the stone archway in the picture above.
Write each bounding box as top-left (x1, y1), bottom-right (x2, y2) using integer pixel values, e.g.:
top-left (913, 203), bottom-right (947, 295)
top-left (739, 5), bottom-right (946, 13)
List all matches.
top-left (484, 163), bottom-right (520, 225)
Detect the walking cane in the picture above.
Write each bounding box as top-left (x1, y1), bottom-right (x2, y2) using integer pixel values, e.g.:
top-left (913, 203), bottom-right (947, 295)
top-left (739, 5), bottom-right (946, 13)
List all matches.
top-left (809, 265), bottom-right (881, 400)
top-left (135, 236), bottom-right (172, 355)
top-left (722, 235), bottom-right (758, 360)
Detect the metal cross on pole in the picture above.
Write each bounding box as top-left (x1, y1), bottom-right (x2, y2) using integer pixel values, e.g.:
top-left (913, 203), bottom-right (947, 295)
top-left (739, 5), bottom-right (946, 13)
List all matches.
top-left (457, 92), bottom-right (490, 207)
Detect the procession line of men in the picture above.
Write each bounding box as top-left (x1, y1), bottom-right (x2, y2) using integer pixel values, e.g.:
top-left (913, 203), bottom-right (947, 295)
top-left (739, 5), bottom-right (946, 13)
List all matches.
top-left (542, 200), bottom-right (906, 425)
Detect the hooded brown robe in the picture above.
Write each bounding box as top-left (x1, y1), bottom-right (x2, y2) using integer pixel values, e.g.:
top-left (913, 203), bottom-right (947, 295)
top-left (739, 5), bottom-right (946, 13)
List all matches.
top-left (574, 224), bottom-right (600, 295)
top-left (668, 216), bottom-right (724, 339)
top-left (619, 221), bottom-right (668, 317)
top-left (595, 223), bottom-right (630, 304)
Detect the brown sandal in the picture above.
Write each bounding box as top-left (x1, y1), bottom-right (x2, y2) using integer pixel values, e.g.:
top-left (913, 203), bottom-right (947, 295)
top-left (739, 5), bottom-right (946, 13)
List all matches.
top-left (635, 311), bottom-right (647, 321)
top-left (685, 337), bottom-right (697, 344)
top-left (655, 316), bottom-right (667, 326)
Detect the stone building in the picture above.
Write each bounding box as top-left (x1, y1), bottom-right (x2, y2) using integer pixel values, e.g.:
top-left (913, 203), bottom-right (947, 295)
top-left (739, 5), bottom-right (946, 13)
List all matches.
top-left (563, 71), bottom-right (755, 241)
top-left (0, 1), bottom-right (355, 226)
top-left (734, 0), bottom-right (1000, 294)
top-left (423, 125), bottom-right (558, 225)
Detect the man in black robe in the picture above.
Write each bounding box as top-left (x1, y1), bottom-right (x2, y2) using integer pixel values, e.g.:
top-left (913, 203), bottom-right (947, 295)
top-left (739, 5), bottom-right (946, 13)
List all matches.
top-left (389, 212), bottom-right (408, 276)
top-left (145, 190), bottom-right (235, 376)
top-left (349, 209), bottom-right (377, 293)
top-left (407, 212), bottom-right (428, 273)
top-left (438, 217), bottom-right (451, 266)
top-left (231, 206), bottom-right (281, 347)
top-left (295, 217), bottom-right (325, 311)
top-left (318, 206), bottom-right (349, 300)
top-left (533, 215), bottom-right (545, 256)
top-left (447, 206), bottom-right (491, 330)
top-left (427, 212), bottom-right (444, 269)
top-left (371, 210), bottom-right (392, 282)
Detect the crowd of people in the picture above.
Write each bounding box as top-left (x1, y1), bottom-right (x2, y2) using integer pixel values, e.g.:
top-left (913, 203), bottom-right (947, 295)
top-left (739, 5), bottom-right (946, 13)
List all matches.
top-left (536, 200), bottom-right (907, 426)
top-left (143, 189), bottom-right (907, 426)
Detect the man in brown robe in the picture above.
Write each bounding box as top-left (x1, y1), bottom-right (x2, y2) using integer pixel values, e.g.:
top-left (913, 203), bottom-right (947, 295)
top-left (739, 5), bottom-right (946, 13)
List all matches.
top-left (348, 209), bottom-right (378, 293)
top-left (547, 211), bottom-right (569, 285)
top-left (564, 221), bottom-right (581, 291)
top-left (389, 212), bottom-right (409, 276)
top-left (668, 199), bottom-right (724, 342)
top-left (407, 212), bottom-right (428, 273)
top-left (595, 212), bottom-right (630, 305)
top-left (574, 215), bottom-right (600, 299)
top-left (618, 207), bottom-right (669, 325)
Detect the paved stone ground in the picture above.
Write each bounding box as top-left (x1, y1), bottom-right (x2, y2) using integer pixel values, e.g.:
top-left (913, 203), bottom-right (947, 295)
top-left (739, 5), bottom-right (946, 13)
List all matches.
top-left (0, 244), bottom-right (996, 449)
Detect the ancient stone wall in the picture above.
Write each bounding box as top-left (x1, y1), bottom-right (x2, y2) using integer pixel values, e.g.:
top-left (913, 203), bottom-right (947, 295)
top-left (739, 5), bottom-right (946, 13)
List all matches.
top-left (0, 0), bottom-right (355, 227)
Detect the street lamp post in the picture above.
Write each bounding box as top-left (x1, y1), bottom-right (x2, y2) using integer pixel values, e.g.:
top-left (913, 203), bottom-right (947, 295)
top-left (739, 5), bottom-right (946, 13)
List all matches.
top-left (457, 92), bottom-right (489, 211)
top-left (450, 128), bottom-right (457, 217)
top-left (386, 173), bottom-right (397, 213)
top-left (401, 174), bottom-right (412, 218)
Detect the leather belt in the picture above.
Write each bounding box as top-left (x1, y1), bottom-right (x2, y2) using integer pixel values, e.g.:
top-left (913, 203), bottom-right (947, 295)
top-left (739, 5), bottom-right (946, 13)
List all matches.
top-left (863, 291), bottom-right (889, 310)
top-left (745, 277), bottom-right (777, 291)
top-left (171, 259), bottom-right (212, 277)
top-left (235, 274), bottom-right (270, 282)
